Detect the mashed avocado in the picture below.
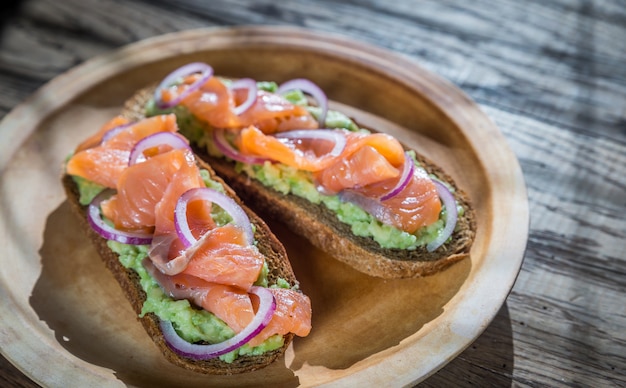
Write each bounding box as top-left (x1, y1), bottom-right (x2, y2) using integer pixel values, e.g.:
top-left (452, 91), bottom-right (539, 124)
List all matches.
top-left (71, 175), bottom-right (106, 205)
top-left (74, 170), bottom-right (286, 363)
top-left (145, 81), bottom-right (455, 250)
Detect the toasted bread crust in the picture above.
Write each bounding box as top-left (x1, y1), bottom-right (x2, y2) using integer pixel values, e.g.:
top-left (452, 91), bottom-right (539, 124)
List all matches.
top-left (123, 87), bottom-right (476, 278)
top-left (62, 156), bottom-right (297, 374)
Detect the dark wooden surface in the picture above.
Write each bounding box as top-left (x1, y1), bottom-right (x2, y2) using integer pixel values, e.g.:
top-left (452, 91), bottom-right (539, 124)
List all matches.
top-left (1, 0), bottom-right (624, 386)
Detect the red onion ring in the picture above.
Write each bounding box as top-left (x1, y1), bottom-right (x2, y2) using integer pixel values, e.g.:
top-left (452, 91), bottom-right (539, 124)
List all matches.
top-left (143, 257), bottom-right (208, 304)
top-left (213, 128), bottom-right (270, 165)
top-left (148, 233), bottom-right (195, 276)
top-left (426, 180), bottom-right (459, 252)
top-left (128, 132), bottom-right (191, 165)
top-left (154, 62), bottom-right (214, 109)
top-left (87, 190), bottom-right (153, 245)
top-left (174, 187), bottom-right (254, 248)
top-left (229, 78), bottom-right (258, 115)
top-left (379, 152), bottom-right (414, 201)
top-left (101, 122), bottom-right (133, 143)
top-left (274, 129), bottom-right (346, 158)
top-left (338, 189), bottom-right (387, 223)
top-left (277, 78), bottom-right (328, 127)
top-left (160, 286), bottom-right (276, 360)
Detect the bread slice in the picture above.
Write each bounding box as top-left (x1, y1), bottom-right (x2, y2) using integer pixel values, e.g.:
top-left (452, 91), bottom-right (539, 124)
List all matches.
top-left (123, 88), bottom-right (476, 279)
top-left (62, 155), bottom-right (298, 374)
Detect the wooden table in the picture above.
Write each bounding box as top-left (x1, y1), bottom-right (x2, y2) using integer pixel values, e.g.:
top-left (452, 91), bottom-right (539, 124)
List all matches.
top-left (1, 0), bottom-right (624, 386)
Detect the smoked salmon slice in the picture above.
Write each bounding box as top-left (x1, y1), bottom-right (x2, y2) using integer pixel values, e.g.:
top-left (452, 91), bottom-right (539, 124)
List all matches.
top-left (101, 148), bottom-right (195, 231)
top-left (248, 287), bottom-right (312, 347)
top-left (150, 151), bottom-right (214, 262)
top-left (236, 126), bottom-right (341, 171)
top-left (161, 75), bottom-right (317, 133)
top-left (165, 76), bottom-right (237, 129)
top-left (361, 167), bottom-right (442, 233)
top-left (314, 145), bottom-right (400, 193)
top-left (236, 90), bottom-right (318, 133)
top-left (150, 270), bottom-right (256, 334)
top-left (201, 284), bottom-right (256, 333)
top-left (66, 114), bottom-right (179, 188)
top-left (181, 224), bottom-right (265, 290)
top-left (75, 115), bottom-right (130, 152)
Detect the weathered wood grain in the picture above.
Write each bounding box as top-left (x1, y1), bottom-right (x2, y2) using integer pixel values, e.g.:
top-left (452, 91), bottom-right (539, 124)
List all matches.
top-left (0, 0), bottom-right (624, 386)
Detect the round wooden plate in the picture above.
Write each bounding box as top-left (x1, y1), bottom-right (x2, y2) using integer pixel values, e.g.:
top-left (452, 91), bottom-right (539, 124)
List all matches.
top-left (0, 26), bottom-right (528, 387)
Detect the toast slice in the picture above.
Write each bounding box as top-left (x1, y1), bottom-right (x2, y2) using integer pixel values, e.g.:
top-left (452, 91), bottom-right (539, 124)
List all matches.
top-left (62, 154), bottom-right (299, 374)
top-left (123, 87), bottom-right (476, 279)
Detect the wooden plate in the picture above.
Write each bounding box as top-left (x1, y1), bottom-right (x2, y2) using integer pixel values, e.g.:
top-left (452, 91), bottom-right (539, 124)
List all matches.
top-left (0, 26), bottom-right (528, 387)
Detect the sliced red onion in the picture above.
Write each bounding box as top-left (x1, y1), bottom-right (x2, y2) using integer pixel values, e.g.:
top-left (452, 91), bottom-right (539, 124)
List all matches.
top-left (338, 189), bottom-right (387, 223)
top-left (101, 122), bottom-right (133, 143)
top-left (143, 257), bottom-right (205, 301)
top-left (154, 62), bottom-right (214, 109)
top-left (160, 286), bottom-right (276, 360)
top-left (174, 187), bottom-right (254, 248)
top-left (277, 78), bottom-right (328, 127)
top-left (148, 233), bottom-right (196, 276)
top-left (229, 78), bottom-right (258, 115)
top-left (128, 132), bottom-right (191, 165)
top-left (426, 180), bottom-right (459, 252)
top-left (274, 129), bottom-right (346, 157)
top-left (213, 128), bottom-right (270, 165)
top-left (87, 190), bottom-right (153, 245)
top-left (379, 152), bottom-right (415, 201)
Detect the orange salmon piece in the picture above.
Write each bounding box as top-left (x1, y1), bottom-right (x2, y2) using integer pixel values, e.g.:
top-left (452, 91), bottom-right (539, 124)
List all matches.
top-left (342, 132), bottom-right (405, 167)
top-left (100, 148), bottom-right (192, 231)
top-left (66, 114), bottom-right (179, 188)
top-left (162, 76), bottom-right (317, 133)
top-left (248, 288), bottom-right (312, 347)
top-left (152, 153), bottom-right (214, 260)
top-left (314, 145), bottom-right (400, 193)
top-left (201, 284), bottom-right (255, 333)
top-left (362, 167), bottom-right (442, 233)
top-left (165, 273), bottom-right (255, 334)
top-left (171, 76), bottom-right (240, 129)
top-left (237, 126), bottom-right (339, 171)
top-left (75, 115), bottom-right (130, 152)
top-left (237, 90), bottom-right (317, 134)
top-left (181, 224), bottom-right (265, 290)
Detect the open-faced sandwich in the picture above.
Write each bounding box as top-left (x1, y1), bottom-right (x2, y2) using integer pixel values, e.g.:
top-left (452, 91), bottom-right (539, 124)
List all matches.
top-left (123, 62), bottom-right (476, 279)
top-left (62, 113), bottom-right (312, 374)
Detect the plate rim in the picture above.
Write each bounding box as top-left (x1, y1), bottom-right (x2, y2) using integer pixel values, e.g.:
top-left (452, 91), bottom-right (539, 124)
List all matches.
top-left (0, 25), bottom-right (528, 387)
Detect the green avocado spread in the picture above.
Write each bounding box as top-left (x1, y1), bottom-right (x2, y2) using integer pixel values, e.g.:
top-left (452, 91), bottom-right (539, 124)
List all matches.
top-left (145, 81), bottom-right (460, 250)
top-left (73, 170), bottom-right (286, 363)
